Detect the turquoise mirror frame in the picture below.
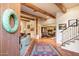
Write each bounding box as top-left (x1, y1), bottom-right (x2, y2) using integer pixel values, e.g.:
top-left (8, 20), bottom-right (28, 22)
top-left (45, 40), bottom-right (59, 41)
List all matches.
top-left (2, 9), bottom-right (19, 33)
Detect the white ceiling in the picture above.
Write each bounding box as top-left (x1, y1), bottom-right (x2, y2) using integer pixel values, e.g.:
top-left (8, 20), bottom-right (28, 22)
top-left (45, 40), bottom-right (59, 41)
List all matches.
top-left (21, 3), bottom-right (79, 19)
top-left (62, 3), bottom-right (79, 9)
top-left (21, 5), bottom-right (49, 19)
top-left (32, 3), bottom-right (61, 16)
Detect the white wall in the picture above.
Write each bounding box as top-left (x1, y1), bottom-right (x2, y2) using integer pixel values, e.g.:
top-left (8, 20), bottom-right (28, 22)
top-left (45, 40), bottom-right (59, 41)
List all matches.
top-left (37, 19), bottom-right (42, 38)
top-left (30, 20), bottom-right (36, 38)
top-left (56, 5), bottom-right (79, 53)
top-left (20, 20), bottom-right (36, 38)
top-left (20, 20), bottom-right (27, 33)
top-left (56, 12), bottom-right (64, 44)
top-left (56, 5), bottom-right (79, 44)
top-left (41, 18), bottom-right (56, 26)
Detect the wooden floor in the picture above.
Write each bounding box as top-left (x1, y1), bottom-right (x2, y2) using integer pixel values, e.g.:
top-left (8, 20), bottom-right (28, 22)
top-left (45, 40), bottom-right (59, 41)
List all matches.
top-left (36, 37), bottom-right (79, 56)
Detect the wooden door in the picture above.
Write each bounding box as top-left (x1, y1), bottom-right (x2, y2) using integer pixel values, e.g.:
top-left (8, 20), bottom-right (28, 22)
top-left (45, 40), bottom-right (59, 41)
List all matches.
top-left (0, 3), bottom-right (20, 56)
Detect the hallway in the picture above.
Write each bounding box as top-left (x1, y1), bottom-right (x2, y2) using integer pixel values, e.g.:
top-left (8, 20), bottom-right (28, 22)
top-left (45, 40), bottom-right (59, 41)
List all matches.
top-left (24, 38), bottom-right (59, 56)
top-left (1, 3), bottom-right (79, 56)
top-left (31, 42), bottom-right (59, 56)
top-left (24, 38), bottom-right (79, 56)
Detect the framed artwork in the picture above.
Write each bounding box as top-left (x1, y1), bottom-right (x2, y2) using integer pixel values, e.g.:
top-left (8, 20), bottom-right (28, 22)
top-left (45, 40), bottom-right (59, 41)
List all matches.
top-left (27, 25), bottom-right (30, 29)
top-left (68, 19), bottom-right (78, 27)
top-left (30, 28), bottom-right (34, 31)
top-left (59, 24), bottom-right (66, 30)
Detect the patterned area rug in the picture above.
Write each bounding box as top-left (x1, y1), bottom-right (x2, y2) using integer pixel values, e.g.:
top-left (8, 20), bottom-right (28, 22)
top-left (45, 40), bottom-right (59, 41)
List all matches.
top-left (31, 43), bottom-right (59, 56)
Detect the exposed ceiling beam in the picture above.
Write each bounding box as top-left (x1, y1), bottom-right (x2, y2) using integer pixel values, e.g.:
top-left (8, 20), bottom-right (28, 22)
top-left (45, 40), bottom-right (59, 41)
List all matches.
top-left (21, 11), bottom-right (47, 19)
top-left (55, 3), bottom-right (66, 13)
top-left (21, 11), bottom-right (35, 17)
top-left (22, 3), bottom-right (56, 19)
top-left (21, 16), bottom-right (34, 20)
top-left (21, 19), bottom-right (30, 22)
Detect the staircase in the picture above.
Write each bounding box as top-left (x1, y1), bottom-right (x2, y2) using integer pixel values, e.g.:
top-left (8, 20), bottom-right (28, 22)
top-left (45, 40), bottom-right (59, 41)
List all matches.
top-left (61, 19), bottom-right (79, 53)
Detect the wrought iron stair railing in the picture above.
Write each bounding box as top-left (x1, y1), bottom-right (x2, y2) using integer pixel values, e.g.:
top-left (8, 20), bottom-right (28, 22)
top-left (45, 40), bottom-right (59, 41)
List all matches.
top-left (61, 19), bottom-right (79, 46)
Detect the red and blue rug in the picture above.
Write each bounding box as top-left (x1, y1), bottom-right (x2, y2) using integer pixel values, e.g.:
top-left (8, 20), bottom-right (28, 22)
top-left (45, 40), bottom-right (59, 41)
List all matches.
top-left (31, 42), bottom-right (60, 56)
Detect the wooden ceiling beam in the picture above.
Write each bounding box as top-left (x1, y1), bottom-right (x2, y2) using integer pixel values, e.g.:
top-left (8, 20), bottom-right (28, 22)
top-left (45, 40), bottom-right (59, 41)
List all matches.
top-left (21, 11), bottom-right (35, 17)
top-left (21, 16), bottom-right (34, 20)
top-left (21, 19), bottom-right (30, 22)
top-left (22, 3), bottom-right (56, 19)
top-left (55, 3), bottom-right (66, 13)
top-left (21, 11), bottom-right (47, 19)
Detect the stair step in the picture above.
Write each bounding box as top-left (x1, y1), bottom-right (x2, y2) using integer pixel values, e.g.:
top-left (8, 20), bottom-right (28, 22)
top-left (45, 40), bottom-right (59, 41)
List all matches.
top-left (62, 44), bottom-right (65, 47)
top-left (75, 39), bottom-right (79, 40)
top-left (70, 40), bottom-right (75, 43)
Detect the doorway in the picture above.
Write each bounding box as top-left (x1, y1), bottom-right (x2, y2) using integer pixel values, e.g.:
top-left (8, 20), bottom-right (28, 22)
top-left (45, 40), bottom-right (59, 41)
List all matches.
top-left (41, 26), bottom-right (56, 38)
